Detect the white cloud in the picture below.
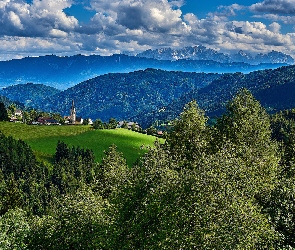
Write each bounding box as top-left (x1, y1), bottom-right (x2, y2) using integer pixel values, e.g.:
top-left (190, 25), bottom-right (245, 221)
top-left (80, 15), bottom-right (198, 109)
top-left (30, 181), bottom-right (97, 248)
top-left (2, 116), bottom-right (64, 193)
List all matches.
top-left (0, 0), bottom-right (78, 37)
top-left (250, 0), bottom-right (295, 14)
top-left (1, 0), bottom-right (295, 59)
top-left (49, 29), bottom-right (68, 38)
top-left (8, 11), bottom-right (24, 29)
top-left (89, 0), bottom-right (187, 33)
top-left (269, 22), bottom-right (281, 33)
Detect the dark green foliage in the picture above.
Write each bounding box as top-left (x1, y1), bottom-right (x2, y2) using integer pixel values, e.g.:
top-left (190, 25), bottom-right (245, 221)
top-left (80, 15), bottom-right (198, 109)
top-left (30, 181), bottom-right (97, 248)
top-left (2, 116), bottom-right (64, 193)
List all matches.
top-left (0, 83), bottom-right (60, 108)
top-left (52, 141), bottom-right (96, 195)
top-left (92, 119), bottom-right (104, 129)
top-left (0, 102), bottom-right (8, 121)
top-left (92, 118), bottom-right (118, 129)
top-left (82, 118), bottom-right (89, 125)
top-left (108, 118), bottom-right (117, 129)
top-left (0, 132), bottom-right (37, 180)
top-left (3, 89), bottom-right (295, 249)
top-left (0, 131), bottom-right (50, 215)
top-left (146, 125), bottom-right (157, 135)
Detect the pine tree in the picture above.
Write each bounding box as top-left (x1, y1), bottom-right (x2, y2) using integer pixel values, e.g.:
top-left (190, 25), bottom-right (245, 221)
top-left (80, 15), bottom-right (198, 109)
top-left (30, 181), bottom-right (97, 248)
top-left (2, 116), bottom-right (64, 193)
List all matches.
top-left (0, 102), bottom-right (8, 121)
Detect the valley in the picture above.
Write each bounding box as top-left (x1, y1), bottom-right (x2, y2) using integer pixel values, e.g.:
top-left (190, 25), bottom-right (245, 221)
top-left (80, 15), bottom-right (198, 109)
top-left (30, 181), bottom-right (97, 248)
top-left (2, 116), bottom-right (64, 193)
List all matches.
top-left (1, 46), bottom-right (295, 249)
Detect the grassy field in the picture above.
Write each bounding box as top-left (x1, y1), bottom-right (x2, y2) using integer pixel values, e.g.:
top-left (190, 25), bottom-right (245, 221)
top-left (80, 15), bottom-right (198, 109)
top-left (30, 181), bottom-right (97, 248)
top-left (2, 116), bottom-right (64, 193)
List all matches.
top-left (0, 122), bottom-right (163, 166)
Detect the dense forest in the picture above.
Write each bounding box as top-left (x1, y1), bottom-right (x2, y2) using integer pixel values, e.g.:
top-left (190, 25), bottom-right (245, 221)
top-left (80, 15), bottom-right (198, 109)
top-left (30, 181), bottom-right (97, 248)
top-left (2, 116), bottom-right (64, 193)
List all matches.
top-left (1, 89), bottom-right (295, 249)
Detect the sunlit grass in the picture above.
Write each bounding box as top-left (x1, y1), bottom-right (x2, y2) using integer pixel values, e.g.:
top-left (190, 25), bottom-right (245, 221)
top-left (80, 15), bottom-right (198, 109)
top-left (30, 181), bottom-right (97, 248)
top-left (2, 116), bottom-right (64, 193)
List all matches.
top-left (0, 122), bottom-right (163, 166)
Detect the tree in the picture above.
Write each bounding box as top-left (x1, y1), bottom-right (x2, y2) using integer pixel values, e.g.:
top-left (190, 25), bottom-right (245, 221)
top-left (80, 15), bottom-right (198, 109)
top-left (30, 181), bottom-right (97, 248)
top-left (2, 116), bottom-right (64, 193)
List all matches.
top-left (92, 119), bottom-right (104, 129)
top-left (108, 117), bottom-right (117, 129)
top-left (7, 104), bottom-right (16, 119)
top-left (214, 88), bottom-right (280, 196)
top-left (27, 188), bottom-right (111, 250)
top-left (95, 144), bottom-right (128, 198)
top-left (110, 139), bottom-right (278, 249)
top-left (0, 208), bottom-right (30, 250)
top-left (146, 126), bottom-right (157, 135)
top-left (166, 100), bottom-right (210, 169)
top-left (82, 118), bottom-right (89, 125)
top-left (0, 102), bottom-right (8, 121)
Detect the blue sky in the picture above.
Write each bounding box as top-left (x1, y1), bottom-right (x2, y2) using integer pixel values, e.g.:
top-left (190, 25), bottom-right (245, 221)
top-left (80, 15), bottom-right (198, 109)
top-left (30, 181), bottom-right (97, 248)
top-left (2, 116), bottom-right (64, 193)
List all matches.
top-left (0, 0), bottom-right (295, 60)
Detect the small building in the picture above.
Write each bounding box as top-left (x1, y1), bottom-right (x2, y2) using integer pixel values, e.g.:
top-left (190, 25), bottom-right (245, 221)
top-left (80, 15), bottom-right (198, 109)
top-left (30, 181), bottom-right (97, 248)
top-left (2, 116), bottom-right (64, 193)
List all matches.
top-left (118, 121), bottom-right (140, 130)
top-left (38, 117), bottom-right (60, 125)
top-left (9, 109), bottom-right (23, 122)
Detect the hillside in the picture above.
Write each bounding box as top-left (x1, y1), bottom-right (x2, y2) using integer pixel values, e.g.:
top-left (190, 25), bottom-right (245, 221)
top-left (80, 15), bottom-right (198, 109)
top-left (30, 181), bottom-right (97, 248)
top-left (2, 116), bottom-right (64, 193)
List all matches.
top-left (32, 69), bottom-right (221, 122)
top-left (0, 83), bottom-right (60, 107)
top-left (0, 122), bottom-right (161, 165)
top-left (0, 53), bottom-right (287, 89)
top-left (139, 65), bottom-right (295, 126)
top-left (3, 66), bottom-right (295, 128)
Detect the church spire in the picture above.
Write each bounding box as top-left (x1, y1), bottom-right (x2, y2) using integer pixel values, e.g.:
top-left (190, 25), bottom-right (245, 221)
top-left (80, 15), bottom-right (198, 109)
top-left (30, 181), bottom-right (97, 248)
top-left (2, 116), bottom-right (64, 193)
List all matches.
top-left (70, 99), bottom-right (76, 124)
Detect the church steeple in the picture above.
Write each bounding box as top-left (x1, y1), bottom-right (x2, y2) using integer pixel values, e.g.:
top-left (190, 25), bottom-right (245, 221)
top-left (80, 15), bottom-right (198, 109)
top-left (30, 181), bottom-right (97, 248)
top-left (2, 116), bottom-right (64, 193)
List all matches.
top-left (70, 99), bottom-right (76, 123)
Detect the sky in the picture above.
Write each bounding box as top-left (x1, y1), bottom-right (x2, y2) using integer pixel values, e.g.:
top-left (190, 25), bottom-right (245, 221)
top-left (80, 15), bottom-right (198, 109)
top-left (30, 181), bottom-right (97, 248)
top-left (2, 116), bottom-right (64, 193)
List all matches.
top-left (1, 0), bottom-right (295, 60)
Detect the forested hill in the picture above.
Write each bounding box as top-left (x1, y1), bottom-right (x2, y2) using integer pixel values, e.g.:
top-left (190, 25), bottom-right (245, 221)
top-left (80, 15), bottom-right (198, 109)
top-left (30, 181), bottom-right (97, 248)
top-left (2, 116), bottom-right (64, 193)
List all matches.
top-left (0, 83), bottom-right (60, 107)
top-left (133, 65), bottom-right (295, 127)
top-left (34, 69), bottom-right (220, 122)
top-left (0, 54), bottom-right (287, 89)
top-left (3, 66), bottom-right (295, 128)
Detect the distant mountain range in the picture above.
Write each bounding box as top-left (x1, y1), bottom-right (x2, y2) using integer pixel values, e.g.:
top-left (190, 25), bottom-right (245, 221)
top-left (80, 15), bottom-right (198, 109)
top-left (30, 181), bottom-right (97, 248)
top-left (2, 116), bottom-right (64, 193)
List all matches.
top-left (0, 46), bottom-right (292, 90)
top-left (2, 66), bottom-right (295, 128)
top-left (136, 45), bottom-right (295, 65)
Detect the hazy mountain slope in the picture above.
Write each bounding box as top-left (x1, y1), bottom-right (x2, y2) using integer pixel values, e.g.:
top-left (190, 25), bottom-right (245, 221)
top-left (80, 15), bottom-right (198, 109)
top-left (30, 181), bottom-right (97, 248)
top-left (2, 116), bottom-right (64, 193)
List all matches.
top-left (0, 54), bottom-right (287, 89)
top-left (3, 66), bottom-right (295, 128)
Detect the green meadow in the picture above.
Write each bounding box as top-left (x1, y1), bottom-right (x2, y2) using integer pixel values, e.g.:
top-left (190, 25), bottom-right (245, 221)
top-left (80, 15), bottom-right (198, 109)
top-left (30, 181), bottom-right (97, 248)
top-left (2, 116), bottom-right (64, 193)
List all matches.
top-left (0, 122), bottom-right (163, 166)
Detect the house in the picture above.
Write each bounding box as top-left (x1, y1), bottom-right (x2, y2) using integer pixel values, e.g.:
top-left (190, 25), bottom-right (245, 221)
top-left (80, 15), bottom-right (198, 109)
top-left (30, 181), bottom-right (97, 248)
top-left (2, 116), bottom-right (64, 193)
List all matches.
top-left (118, 121), bottom-right (140, 130)
top-left (15, 109), bottom-right (23, 117)
top-left (76, 116), bottom-right (84, 124)
top-left (9, 109), bottom-right (23, 122)
top-left (38, 117), bottom-right (60, 125)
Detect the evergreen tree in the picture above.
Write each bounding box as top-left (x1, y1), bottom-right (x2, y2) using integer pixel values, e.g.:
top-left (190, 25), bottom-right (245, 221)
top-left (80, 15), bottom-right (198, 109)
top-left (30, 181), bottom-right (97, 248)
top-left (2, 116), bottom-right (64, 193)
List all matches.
top-left (0, 102), bottom-right (8, 121)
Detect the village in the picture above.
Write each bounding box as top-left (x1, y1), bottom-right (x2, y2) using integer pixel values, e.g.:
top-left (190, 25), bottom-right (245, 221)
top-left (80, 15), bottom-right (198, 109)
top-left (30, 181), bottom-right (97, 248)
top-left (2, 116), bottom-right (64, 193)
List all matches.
top-left (6, 100), bottom-right (164, 137)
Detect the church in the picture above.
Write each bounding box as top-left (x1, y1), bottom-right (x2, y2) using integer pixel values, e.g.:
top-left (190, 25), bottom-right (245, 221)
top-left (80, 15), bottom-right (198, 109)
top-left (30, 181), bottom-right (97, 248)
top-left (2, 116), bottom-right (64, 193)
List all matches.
top-left (64, 100), bottom-right (83, 124)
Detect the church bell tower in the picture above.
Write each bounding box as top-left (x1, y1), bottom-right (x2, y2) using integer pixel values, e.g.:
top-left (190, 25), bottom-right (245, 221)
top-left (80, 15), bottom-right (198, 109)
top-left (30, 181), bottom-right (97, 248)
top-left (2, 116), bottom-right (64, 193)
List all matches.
top-left (70, 99), bottom-right (76, 124)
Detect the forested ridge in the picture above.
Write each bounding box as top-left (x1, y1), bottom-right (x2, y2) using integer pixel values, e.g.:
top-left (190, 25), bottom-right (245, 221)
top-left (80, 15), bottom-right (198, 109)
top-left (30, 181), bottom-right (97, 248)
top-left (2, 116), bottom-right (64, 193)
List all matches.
top-left (3, 66), bottom-right (295, 129)
top-left (2, 89), bottom-right (295, 249)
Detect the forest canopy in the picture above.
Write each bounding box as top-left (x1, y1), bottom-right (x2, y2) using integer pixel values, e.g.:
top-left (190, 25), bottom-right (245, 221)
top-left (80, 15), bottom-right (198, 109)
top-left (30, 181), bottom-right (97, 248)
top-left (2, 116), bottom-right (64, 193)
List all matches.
top-left (1, 89), bottom-right (295, 249)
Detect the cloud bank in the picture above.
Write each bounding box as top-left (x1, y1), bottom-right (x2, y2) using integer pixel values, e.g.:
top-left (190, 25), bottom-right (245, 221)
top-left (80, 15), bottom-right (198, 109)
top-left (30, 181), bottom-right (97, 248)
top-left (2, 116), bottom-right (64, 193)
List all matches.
top-left (0, 0), bottom-right (295, 60)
